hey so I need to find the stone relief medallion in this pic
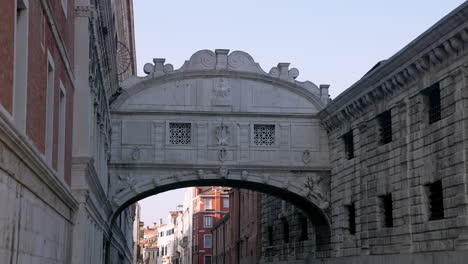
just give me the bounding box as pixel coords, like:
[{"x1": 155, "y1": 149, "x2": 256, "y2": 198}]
[
  {"x1": 215, "y1": 124, "x2": 230, "y2": 146},
  {"x1": 131, "y1": 147, "x2": 141, "y2": 160},
  {"x1": 212, "y1": 79, "x2": 232, "y2": 106},
  {"x1": 218, "y1": 148, "x2": 228, "y2": 162},
  {"x1": 115, "y1": 174, "x2": 137, "y2": 195},
  {"x1": 302, "y1": 149, "x2": 311, "y2": 164}
]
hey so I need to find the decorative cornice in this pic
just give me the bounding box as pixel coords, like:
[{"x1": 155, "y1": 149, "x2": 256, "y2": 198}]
[
  {"x1": 115, "y1": 49, "x2": 331, "y2": 108},
  {"x1": 319, "y1": 3, "x2": 468, "y2": 133}
]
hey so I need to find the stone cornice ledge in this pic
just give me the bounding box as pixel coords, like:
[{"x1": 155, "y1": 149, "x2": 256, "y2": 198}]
[
  {"x1": 319, "y1": 2, "x2": 468, "y2": 133},
  {"x1": 0, "y1": 105, "x2": 78, "y2": 212}
]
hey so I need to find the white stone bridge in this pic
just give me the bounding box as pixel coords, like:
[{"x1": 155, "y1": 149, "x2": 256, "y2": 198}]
[{"x1": 109, "y1": 49, "x2": 332, "y2": 252}]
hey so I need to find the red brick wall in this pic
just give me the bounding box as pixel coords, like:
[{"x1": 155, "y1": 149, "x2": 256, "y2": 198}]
[
  {"x1": 0, "y1": 0, "x2": 15, "y2": 113},
  {"x1": 23, "y1": 0, "x2": 74, "y2": 183}
]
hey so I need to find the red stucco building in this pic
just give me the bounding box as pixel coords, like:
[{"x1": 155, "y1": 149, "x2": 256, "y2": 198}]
[{"x1": 192, "y1": 187, "x2": 231, "y2": 264}]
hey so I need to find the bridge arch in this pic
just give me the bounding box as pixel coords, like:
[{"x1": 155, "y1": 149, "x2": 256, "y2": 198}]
[{"x1": 108, "y1": 49, "x2": 332, "y2": 256}]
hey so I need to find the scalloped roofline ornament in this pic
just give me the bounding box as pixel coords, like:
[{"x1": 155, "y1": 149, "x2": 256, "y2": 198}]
[{"x1": 117, "y1": 49, "x2": 330, "y2": 107}]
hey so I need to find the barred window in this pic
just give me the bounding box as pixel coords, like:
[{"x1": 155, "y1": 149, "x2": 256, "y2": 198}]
[
  {"x1": 347, "y1": 203, "x2": 356, "y2": 235},
  {"x1": 300, "y1": 215, "x2": 309, "y2": 241},
  {"x1": 427, "y1": 181, "x2": 444, "y2": 220},
  {"x1": 377, "y1": 111, "x2": 392, "y2": 145},
  {"x1": 380, "y1": 194, "x2": 393, "y2": 227},
  {"x1": 267, "y1": 226, "x2": 273, "y2": 246},
  {"x1": 169, "y1": 123, "x2": 191, "y2": 144},
  {"x1": 343, "y1": 130, "x2": 354, "y2": 160},
  {"x1": 282, "y1": 219, "x2": 289, "y2": 243},
  {"x1": 424, "y1": 83, "x2": 441, "y2": 124},
  {"x1": 254, "y1": 124, "x2": 275, "y2": 146}
]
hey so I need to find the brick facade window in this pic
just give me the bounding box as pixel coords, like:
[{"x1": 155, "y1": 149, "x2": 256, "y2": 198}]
[
  {"x1": 346, "y1": 203, "x2": 356, "y2": 235},
  {"x1": 169, "y1": 123, "x2": 191, "y2": 144},
  {"x1": 427, "y1": 181, "x2": 444, "y2": 220},
  {"x1": 204, "y1": 216, "x2": 212, "y2": 227},
  {"x1": 343, "y1": 130, "x2": 354, "y2": 159},
  {"x1": 377, "y1": 111, "x2": 392, "y2": 145},
  {"x1": 300, "y1": 216, "x2": 308, "y2": 241},
  {"x1": 282, "y1": 219, "x2": 289, "y2": 243},
  {"x1": 423, "y1": 83, "x2": 441, "y2": 124},
  {"x1": 267, "y1": 226, "x2": 273, "y2": 246},
  {"x1": 380, "y1": 194, "x2": 393, "y2": 227}
]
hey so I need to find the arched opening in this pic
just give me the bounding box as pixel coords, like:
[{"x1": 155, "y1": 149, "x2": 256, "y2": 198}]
[{"x1": 106, "y1": 179, "x2": 331, "y2": 264}]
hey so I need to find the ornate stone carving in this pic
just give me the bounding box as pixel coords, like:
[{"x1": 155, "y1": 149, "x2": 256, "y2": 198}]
[
  {"x1": 304, "y1": 174, "x2": 328, "y2": 208},
  {"x1": 219, "y1": 167, "x2": 229, "y2": 178},
  {"x1": 302, "y1": 149, "x2": 311, "y2": 164},
  {"x1": 197, "y1": 170, "x2": 205, "y2": 180},
  {"x1": 131, "y1": 147, "x2": 140, "y2": 160},
  {"x1": 212, "y1": 79, "x2": 232, "y2": 106},
  {"x1": 218, "y1": 148, "x2": 228, "y2": 162},
  {"x1": 241, "y1": 171, "x2": 248, "y2": 180},
  {"x1": 215, "y1": 124, "x2": 230, "y2": 146},
  {"x1": 115, "y1": 174, "x2": 137, "y2": 195}
]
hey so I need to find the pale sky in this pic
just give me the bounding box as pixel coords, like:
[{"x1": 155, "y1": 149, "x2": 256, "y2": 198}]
[{"x1": 133, "y1": 0, "x2": 465, "y2": 225}]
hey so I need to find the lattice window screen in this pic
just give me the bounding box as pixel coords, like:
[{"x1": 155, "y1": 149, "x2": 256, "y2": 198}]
[
  {"x1": 169, "y1": 123, "x2": 191, "y2": 144},
  {"x1": 253, "y1": 124, "x2": 275, "y2": 146}
]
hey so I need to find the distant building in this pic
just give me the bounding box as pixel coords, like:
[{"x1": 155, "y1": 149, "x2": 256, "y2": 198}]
[
  {"x1": 212, "y1": 189, "x2": 262, "y2": 264},
  {"x1": 192, "y1": 187, "x2": 231, "y2": 264},
  {"x1": 141, "y1": 222, "x2": 159, "y2": 264}
]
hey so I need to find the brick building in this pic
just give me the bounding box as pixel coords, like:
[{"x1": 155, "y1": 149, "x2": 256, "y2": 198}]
[
  {"x1": 192, "y1": 187, "x2": 231, "y2": 264},
  {"x1": 0, "y1": 1, "x2": 77, "y2": 263},
  {"x1": 212, "y1": 188, "x2": 262, "y2": 264},
  {"x1": 0, "y1": 0, "x2": 137, "y2": 263}
]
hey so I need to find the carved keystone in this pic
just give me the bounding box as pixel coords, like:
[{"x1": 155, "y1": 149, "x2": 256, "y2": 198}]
[{"x1": 215, "y1": 49, "x2": 230, "y2": 70}]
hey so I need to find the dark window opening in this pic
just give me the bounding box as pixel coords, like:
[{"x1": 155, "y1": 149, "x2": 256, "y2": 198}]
[
  {"x1": 267, "y1": 226, "x2": 273, "y2": 246},
  {"x1": 380, "y1": 194, "x2": 393, "y2": 227},
  {"x1": 424, "y1": 83, "x2": 441, "y2": 124},
  {"x1": 377, "y1": 111, "x2": 392, "y2": 145},
  {"x1": 282, "y1": 220, "x2": 289, "y2": 243},
  {"x1": 300, "y1": 216, "x2": 308, "y2": 241},
  {"x1": 347, "y1": 203, "x2": 356, "y2": 235},
  {"x1": 427, "y1": 181, "x2": 444, "y2": 220},
  {"x1": 343, "y1": 130, "x2": 354, "y2": 159}
]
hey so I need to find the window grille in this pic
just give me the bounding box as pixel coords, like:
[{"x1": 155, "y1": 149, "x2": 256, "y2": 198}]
[
  {"x1": 169, "y1": 123, "x2": 191, "y2": 144},
  {"x1": 427, "y1": 181, "x2": 444, "y2": 220},
  {"x1": 424, "y1": 83, "x2": 441, "y2": 124},
  {"x1": 343, "y1": 130, "x2": 354, "y2": 160},
  {"x1": 380, "y1": 194, "x2": 393, "y2": 227},
  {"x1": 254, "y1": 124, "x2": 275, "y2": 146},
  {"x1": 377, "y1": 111, "x2": 392, "y2": 145},
  {"x1": 347, "y1": 203, "x2": 356, "y2": 235}
]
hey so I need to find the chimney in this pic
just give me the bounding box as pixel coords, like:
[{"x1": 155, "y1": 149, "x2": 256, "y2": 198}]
[
  {"x1": 153, "y1": 222, "x2": 157, "y2": 227},
  {"x1": 160, "y1": 218, "x2": 163, "y2": 225}
]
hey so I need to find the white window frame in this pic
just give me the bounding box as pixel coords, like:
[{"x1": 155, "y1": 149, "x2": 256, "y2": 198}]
[
  {"x1": 45, "y1": 51, "x2": 55, "y2": 164},
  {"x1": 223, "y1": 198, "x2": 229, "y2": 208},
  {"x1": 205, "y1": 198, "x2": 212, "y2": 210},
  {"x1": 204, "y1": 216, "x2": 212, "y2": 228},
  {"x1": 13, "y1": 0, "x2": 29, "y2": 131},
  {"x1": 204, "y1": 234, "x2": 212, "y2": 248},
  {"x1": 61, "y1": 0, "x2": 67, "y2": 18},
  {"x1": 57, "y1": 81, "x2": 66, "y2": 180}
]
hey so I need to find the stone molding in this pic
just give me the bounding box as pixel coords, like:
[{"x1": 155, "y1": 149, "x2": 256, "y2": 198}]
[
  {"x1": 0, "y1": 100, "x2": 78, "y2": 213},
  {"x1": 320, "y1": 4, "x2": 468, "y2": 132}
]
